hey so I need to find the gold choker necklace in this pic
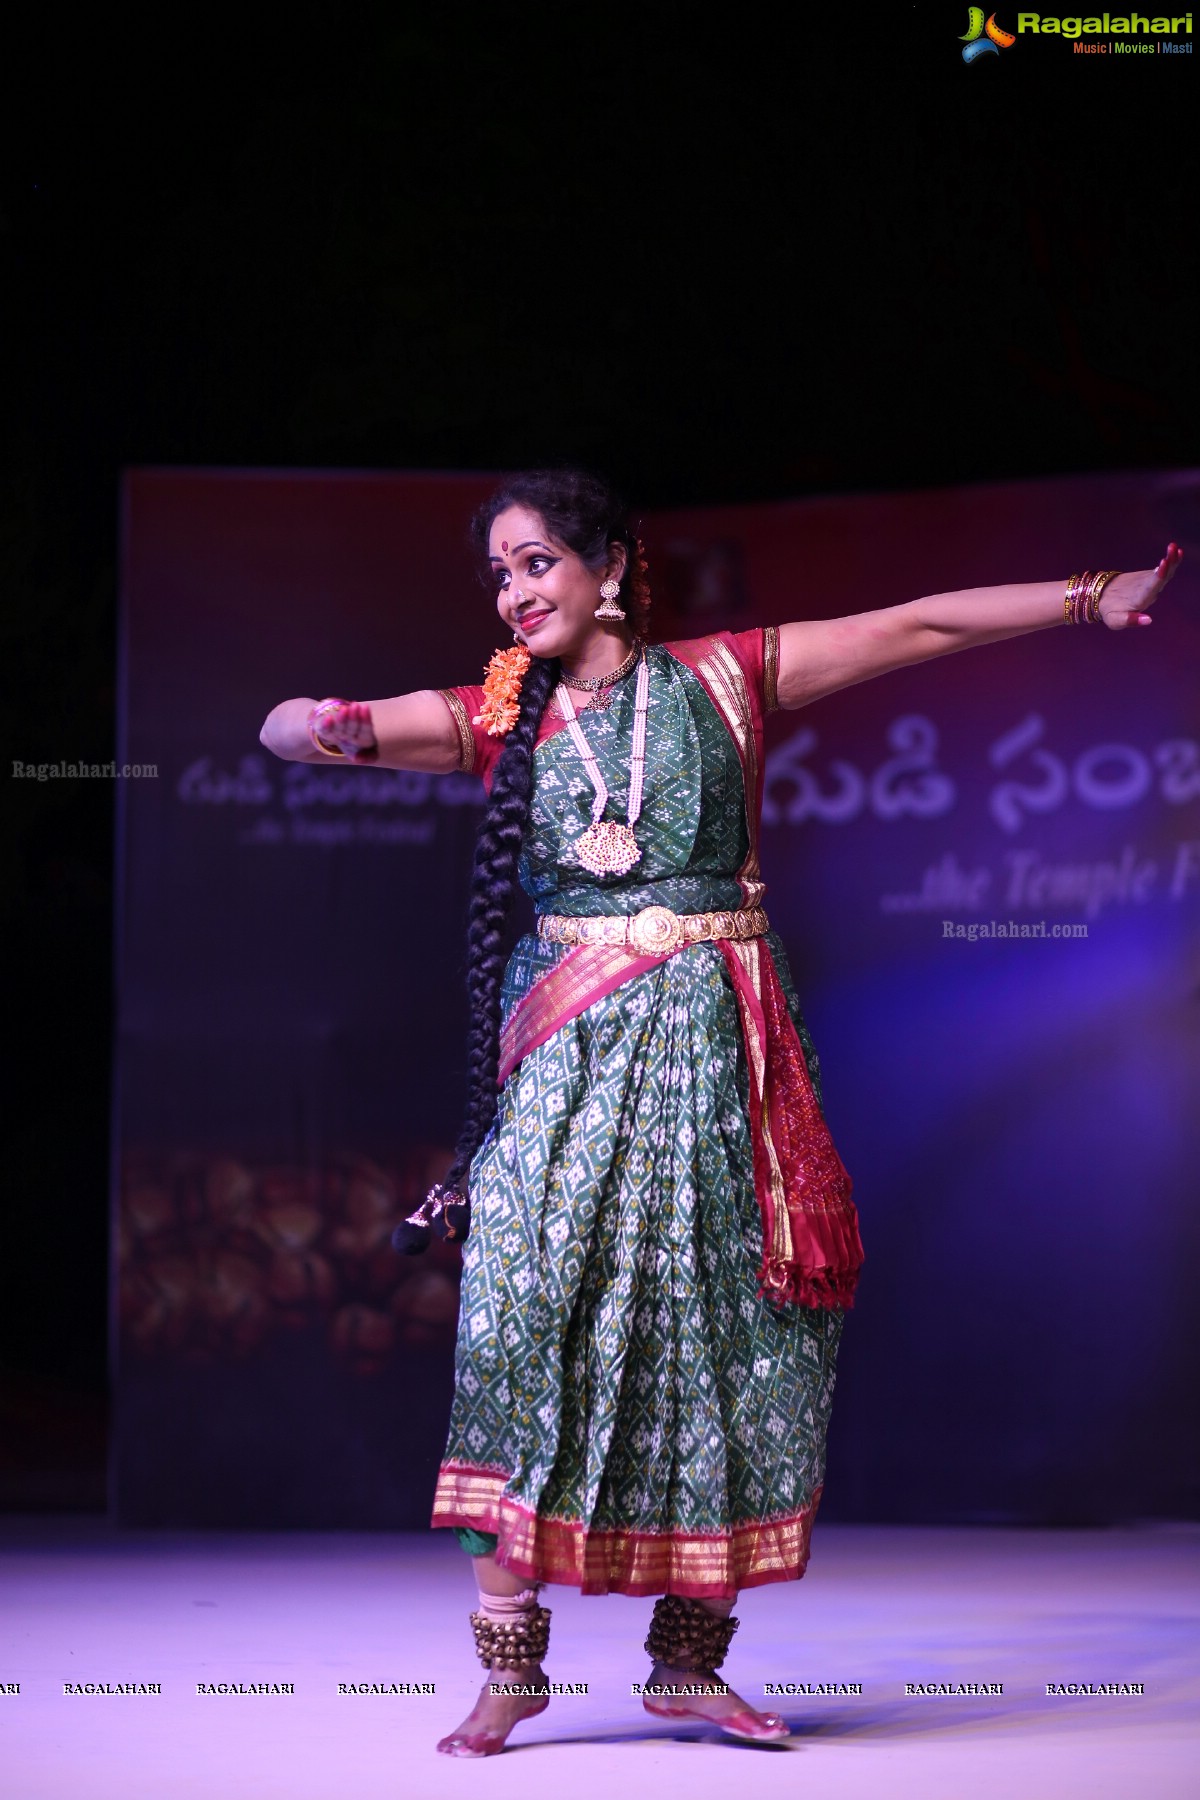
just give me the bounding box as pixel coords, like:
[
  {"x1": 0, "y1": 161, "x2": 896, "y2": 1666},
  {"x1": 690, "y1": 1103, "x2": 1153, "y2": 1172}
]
[
  {"x1": 558, "y1": 643, "x2": 640, "y2": 713},
  {"x1": 560, "y1": 643, "x2": 640, "y2": 690}
]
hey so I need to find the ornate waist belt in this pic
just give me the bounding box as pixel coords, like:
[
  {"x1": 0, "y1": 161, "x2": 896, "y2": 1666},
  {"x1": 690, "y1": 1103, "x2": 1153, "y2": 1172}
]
[{"x1": 536, "y1": 903, "x2": 769, "y2": 957}]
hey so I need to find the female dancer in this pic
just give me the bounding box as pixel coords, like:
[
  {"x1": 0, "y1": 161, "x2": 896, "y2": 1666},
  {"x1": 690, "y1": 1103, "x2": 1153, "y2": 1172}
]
[{"x1": 260, "y1": 469, "x2": 1180, "y2": 1757}]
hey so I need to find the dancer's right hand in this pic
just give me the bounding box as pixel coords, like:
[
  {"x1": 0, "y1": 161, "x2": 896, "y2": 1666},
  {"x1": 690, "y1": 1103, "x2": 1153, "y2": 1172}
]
[{"x1": 309, "y1": 699, "x2": 380, "y2": 762}]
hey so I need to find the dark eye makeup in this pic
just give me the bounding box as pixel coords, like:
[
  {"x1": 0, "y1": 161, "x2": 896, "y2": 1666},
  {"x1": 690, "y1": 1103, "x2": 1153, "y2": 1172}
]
[{"x1": 494, "y1": 555, "x2": 558, "y2": 589}]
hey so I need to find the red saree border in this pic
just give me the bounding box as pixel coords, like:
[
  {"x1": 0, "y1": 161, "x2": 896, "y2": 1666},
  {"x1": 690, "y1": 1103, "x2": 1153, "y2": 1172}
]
[
  {"x1": 662, "y1": 630, "x2": 767, "y2": 910},
  {"x1": 498, "y1": 943, "x2": 669, "y2": 1086},
  {"x1": 432, "y1": 1461, "x2": 823, "y2": 1599},
  {"x1": 718, "y1": 938, "x2": 863, "y2": 1308}
]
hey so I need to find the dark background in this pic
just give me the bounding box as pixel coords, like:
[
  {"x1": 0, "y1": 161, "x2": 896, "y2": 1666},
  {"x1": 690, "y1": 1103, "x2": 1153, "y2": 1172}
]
[{"x1": 2, "y1": 5, "x2": 1195, "y2": 1507}]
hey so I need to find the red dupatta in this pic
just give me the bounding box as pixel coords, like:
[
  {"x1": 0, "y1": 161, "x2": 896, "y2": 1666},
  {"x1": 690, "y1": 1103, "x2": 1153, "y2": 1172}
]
[{"x1": 495, "y1": 631, "x2": 864, "y2": 1311}]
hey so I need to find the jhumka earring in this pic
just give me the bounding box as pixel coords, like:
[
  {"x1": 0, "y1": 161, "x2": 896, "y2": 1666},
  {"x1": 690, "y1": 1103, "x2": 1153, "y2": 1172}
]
[{"x1": 594, "y1": 578, "x2": 626, "y2": 621}]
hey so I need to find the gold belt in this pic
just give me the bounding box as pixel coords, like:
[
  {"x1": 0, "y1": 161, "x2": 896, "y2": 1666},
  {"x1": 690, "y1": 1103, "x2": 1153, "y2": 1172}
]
[{"x1": 536, "y1": 903, "x2": 769, "y2": 957}]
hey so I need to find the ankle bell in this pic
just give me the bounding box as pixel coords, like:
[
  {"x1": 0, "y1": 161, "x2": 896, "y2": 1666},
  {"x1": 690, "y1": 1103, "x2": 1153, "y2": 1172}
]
[
  {"x1": 644, "y1": 1594, "x2": 740, "y2": 1671},
  {"x1": 468, "y1": 1601, "x2": 552, "y2": 1671}
]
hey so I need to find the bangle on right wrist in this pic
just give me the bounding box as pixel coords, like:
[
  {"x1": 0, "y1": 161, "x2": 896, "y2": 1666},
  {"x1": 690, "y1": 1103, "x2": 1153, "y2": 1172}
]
[{"x1": 306, "y1": 698, "x2": 348, "y2": 756}]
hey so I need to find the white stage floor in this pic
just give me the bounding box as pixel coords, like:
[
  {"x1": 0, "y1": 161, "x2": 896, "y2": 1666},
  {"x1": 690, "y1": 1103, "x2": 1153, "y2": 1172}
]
[{"x1": 1, "y1": 1517, "x2": 1196, "y2": 1799}]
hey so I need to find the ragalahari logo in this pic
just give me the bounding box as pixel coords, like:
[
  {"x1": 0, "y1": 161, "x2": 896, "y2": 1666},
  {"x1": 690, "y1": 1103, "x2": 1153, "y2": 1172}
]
[{"x1": 960, "y1": 8, "x2": 1017, "y2": 59}]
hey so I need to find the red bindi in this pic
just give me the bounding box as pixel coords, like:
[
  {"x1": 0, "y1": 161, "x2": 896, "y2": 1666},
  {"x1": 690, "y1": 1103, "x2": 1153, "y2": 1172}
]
[{"x1": 501, "y1": 540, "x2": 508, "y2": 553}]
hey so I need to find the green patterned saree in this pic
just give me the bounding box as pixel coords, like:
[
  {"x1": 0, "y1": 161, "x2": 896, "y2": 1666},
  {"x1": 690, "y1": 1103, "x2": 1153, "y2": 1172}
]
[{"x1": 432, "y1": 631, "x2": 861, "y2": 1599}]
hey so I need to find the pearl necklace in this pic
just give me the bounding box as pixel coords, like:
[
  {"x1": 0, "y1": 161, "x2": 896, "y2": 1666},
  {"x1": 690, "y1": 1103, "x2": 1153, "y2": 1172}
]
[{"x1": 556, "y1": 652, "x2": 650, "y2": 877}]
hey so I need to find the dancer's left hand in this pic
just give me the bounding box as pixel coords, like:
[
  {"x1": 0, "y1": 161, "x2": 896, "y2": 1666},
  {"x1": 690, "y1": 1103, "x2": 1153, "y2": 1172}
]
[{"x1": 1100, "y1": 542, "x2": 1184, "y2": 629}]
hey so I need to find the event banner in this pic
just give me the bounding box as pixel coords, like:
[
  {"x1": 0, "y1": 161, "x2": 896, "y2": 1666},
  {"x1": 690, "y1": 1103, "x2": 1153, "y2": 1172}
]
[{"x1": 114, "y1": 467, "x2": 1199, "y2": 1527}]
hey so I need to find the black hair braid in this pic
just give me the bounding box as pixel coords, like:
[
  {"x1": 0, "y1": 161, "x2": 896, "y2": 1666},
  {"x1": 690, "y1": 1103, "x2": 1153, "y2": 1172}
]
[
  {"x1": 446, "y1": 652, "x2": 558, "y2": 1192},
  {"x1": 392, "y1": 653, "x2": 556, "y2": 1255},
  {"x1": 394, "y1": 465, "x2": 649, "y2": 1255}
]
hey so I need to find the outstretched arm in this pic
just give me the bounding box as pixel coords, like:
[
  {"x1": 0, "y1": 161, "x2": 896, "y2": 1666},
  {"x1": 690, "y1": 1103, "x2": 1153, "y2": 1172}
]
[
  {"x1": 259, "y1": 689, "x2": 462, "y2": 772},
  {"x1": 775, "y1": 543, "x2": 1183, "y2": 711}
]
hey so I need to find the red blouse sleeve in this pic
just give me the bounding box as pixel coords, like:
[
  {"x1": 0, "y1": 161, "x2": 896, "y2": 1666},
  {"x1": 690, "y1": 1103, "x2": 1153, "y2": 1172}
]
[
  {"x1": 437, "y1": 687, "x2": 505, "y2": 787},
  {"x1": 662, "y1": 626, "x2": 781, "y2": 718},
  {"x1": 725, "y1": 625, "x2": 781, "y2": 714},
  {"x1": 438, "y1": 680, "x2": 574, "y2": 791}
]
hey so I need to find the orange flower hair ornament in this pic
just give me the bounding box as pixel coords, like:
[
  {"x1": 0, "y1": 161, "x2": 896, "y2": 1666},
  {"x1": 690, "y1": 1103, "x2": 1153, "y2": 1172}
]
[{"x1": 473, "y1": 644, "x2": 532, "y2": 737}]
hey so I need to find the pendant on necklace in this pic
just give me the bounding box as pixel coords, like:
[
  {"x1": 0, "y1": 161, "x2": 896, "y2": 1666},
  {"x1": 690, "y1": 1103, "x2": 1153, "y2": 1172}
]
[
  {"x1": 557, "y1": 687, "x2": 612, "y2": 717},
  {"x1": 574, "y1": 820, "x2": 642, "y2": 877}
]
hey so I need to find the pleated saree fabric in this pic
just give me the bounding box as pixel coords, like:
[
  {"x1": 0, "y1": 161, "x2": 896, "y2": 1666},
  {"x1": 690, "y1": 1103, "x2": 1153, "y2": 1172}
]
[{"x1": 431, "y1": 631, "x2": 859, "y2": 1598}]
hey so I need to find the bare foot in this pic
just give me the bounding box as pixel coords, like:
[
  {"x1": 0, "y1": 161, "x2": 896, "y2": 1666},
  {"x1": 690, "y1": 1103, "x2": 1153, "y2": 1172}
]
[
  {"x1": 436, "y1": 1662, "x2": 551, "y2": 1757},
  {"x1": 642, "y1": 1659, "x2": 789, "y2": 1742}
]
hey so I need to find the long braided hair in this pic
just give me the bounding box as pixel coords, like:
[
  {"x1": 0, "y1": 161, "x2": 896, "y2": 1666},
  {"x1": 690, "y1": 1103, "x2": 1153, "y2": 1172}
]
[{"x1": 392, "y1": 469, "x2": 648, "y2": 1253}]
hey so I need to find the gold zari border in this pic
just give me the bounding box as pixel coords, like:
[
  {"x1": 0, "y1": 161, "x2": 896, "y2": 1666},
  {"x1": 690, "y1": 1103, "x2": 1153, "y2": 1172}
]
[
  {"x1": 727, "y1": 938, "x2": 794, "y2": 1271},
  {"x1": 437, "y1": 689, "x2": 476, "y2": 774},
  {"x1": 432, "y1": 1463, "x2": 822, "y2": 1598},
  {"x1": 763, "y1": 624, "x2": 780, "y2": 712}
]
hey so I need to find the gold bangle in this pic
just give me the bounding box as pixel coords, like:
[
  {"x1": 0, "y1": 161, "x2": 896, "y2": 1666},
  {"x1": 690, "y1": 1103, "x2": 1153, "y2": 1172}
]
[
  {"x1": 306, "y1": 698, "x2": 348, "y2": 756},
  {"x1": 1064, "y1": 570, "x2": 1119, "y2": 625},
  {"x1": 307, "y1": 730, "x2": 345, "y2": 756},
  {"x1": 1064, "y1": 575, "x2": 1084, "y2": 625},
  {"x1": 1087, "y1": 570, "x2": 1119, "y2": 624}
]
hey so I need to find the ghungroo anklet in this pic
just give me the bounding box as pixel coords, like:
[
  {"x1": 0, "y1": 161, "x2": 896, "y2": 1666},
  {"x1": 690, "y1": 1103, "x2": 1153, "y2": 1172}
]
[
  {"x1": 468, "y1": 1603, "x2": 552, "y2": 1670},
  {"x1": 644, "y1": 1594, "x2": 740, "y2": 1671}
]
